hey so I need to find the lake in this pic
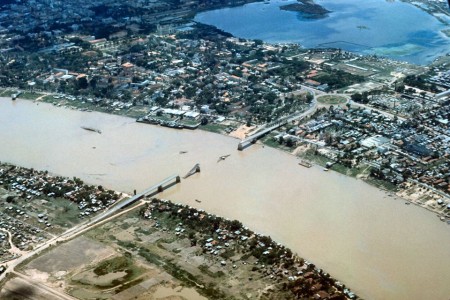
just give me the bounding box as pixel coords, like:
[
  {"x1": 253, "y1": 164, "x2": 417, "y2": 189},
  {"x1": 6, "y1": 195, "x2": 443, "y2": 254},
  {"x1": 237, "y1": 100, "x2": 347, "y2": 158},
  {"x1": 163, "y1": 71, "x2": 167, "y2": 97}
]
[
  {"x1": 1, "y1": 98, "x2": 450, "y2": 299},
  {"x1": 195, "y1": 0, "x2": 450, "y2": 65}
]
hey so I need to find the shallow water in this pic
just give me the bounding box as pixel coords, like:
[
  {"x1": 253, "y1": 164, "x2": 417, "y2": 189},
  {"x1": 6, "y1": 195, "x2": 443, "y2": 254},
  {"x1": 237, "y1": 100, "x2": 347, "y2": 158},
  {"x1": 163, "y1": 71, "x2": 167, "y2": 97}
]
[{"x1": 195, "y1": 0, "x2": 450, "y2": 64}]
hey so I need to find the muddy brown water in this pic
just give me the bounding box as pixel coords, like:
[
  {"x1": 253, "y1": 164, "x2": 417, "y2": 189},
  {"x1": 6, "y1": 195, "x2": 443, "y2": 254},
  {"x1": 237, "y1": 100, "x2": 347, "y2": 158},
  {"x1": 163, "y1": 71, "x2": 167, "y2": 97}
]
[{"x1": 1, "y1": 98, "x2": 449, "y2": 299}]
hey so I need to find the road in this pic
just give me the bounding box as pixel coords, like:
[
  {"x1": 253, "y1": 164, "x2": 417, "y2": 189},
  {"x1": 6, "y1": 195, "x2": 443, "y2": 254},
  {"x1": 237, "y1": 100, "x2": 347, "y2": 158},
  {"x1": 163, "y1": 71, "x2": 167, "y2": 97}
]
[{"x1": 0, "y1": 174, "x2": 180, "y2": 299}]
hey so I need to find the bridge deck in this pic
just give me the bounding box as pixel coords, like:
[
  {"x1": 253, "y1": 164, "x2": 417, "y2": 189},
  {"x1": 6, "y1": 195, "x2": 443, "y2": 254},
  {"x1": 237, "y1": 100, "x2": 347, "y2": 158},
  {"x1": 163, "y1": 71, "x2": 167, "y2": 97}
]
[{"x1": 92, "y1": 174, "x2": 180, "y2": 223}]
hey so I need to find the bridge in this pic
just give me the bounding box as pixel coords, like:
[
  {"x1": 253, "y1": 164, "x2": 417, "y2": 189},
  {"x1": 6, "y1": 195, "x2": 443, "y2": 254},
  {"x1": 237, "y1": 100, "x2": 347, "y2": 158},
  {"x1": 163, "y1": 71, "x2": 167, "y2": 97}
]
[
  {"x1": 238, "y1": 121, "x2": 288, "y2": 150},
  {"x1": 91, "y1": 174, "x2": 180, "y2": 223},
  {"x1": 238, "y1": 97, "x2": 318, "y2": 150},
  {"x1": 183, "y1": 163, "x2": 200, "y2": 179}
]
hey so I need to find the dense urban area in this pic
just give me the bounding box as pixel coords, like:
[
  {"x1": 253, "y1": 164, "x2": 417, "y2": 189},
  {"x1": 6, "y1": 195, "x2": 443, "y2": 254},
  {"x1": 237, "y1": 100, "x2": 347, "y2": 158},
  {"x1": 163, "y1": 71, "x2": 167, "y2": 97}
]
[{"x1": 0, "y1": 0, "x2": 449, "y2": 299}]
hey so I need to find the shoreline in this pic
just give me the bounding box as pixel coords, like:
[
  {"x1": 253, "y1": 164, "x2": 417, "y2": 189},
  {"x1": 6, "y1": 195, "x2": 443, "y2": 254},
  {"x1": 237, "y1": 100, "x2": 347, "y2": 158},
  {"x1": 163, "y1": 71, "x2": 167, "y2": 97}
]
[
  {"x1": 1, "y1": 94, "x2": 448, "y2": 220},
  {"x1": 2, "y1": 96, "x2": 450, "y2": 299},
  {"x1": 193, "y1": 0, "x2": 450, "y2": 65},
  {"x1": 0, "y1": 161, "x2": 357, "y2": 299}
]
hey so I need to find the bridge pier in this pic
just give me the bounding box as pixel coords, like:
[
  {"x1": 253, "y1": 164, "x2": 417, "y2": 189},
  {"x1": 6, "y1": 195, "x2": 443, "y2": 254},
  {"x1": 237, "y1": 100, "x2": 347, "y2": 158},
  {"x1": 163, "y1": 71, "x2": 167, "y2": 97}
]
[{"x1": 176, "y1": 176, "x2": 181, "y2": 183}]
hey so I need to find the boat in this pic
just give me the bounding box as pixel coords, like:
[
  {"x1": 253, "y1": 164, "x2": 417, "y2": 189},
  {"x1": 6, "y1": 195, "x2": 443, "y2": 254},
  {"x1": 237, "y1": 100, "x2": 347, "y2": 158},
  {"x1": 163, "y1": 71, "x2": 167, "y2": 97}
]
[
  {"x1": 183, "y1": 123, "x2": 200, "y2": 130},
  {"x1": 298, "y1": 160, "x2": 312, "y2": 168},
  {"x1": 217, "y1": 154, "x2": 231, "y2": 162},
  {"x1": 195, "y1": 199, "x2": 202, "y2": 203},
  {"x1": 136, "y1": 116, "x2": 159, "y2": 125},
  {"x1": 81, "y1": 126, "x2": 101, "y2": 134},
  {"x1": 161, "y1": 121, "x2": 184, "y2": 129},
  {"x1": 323, "y1": 168, "x2": 329, "y2": 171}
]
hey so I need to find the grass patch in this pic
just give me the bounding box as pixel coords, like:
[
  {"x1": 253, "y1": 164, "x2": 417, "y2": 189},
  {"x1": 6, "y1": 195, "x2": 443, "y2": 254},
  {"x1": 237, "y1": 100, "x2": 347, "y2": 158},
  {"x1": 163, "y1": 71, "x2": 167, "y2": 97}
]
[
  {"x1": 0, "y1": 89, "x2": 13, "y2": 97},
  {"x1": 366, "y1": 177, "x2": 398, "y2": 192},
  {"x1": 117, "y1": 240, "x2": 137, "y2": 250},
  {"x1": 93, "y1": 256, "x2": 130, "y2": 276},
  {"x1": 201, "y1": 123, "x2": 226, "y2": 134},
  {"x1": 138, "y1": 247, "x2": 164, "y2": 267},
  {"x1": 298, "y1": 149, "x2": 329, "y2": 167},
  {"x1": 198, "y1": 265, "x2": 225, "y2": 278},
  {"x1": 138, "y1": 247, "x2": 200, "y2": 287},
  {"x1": 20, "y1": 92, "x2": 44, "y2": 100},
  {"x1": 48, "y1": 198, "x2": 80, "y2": 228},
  {"x1": 115, "y1": 277, "x2": 144, "y2": 293},
  {"x1": 317, "y1": 95, "x2": 347, "y2": 105}
]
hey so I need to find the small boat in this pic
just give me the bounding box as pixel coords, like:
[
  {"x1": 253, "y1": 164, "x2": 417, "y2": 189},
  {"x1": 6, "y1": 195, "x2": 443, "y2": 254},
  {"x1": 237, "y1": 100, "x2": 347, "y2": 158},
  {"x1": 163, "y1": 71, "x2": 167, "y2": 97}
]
[
  {"x1": 195, "y1": 199, "x2": 202, "y2": 203},
  {"x1": 298, "y1": 160, "x2": 312, "y2": 168},
  {"x1": 405, "y1": 202, "x2": 410, "y2": 205},
  {"x1": 179, "y1": 151, "x2": 188, "y2": 154},
  {"x1": 323, "y1": 168, "x2": 329, "y2": 171},
  {"x1": 217, "y1": 154, "x2": 231, "y2": 162},
  {"x1": 81, "y1": 126, "x2": 101, "y2": 134}
]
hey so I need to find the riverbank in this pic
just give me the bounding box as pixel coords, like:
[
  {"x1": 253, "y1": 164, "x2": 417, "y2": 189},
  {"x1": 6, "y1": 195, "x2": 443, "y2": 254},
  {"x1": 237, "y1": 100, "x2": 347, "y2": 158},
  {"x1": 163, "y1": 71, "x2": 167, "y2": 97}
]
[
  {"x1": 1, "y1": 97, "x2": 450, "y2": 300},
  {"x1": 0, "y1": 161, "x2": 356, "y2": 299},
  {"x1": 3, "y1": 92, "x2": 449, "y2": 220}
]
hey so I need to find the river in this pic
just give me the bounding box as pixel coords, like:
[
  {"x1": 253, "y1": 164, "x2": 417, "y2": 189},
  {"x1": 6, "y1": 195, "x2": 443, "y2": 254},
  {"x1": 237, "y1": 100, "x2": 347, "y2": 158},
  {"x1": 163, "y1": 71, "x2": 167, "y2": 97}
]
[
  {"x1": 1, "y1": 98, "x2": 449, "y2": 299},
  {"x1": 195, "y1": 0, "x2": 450, "y2": 65}
]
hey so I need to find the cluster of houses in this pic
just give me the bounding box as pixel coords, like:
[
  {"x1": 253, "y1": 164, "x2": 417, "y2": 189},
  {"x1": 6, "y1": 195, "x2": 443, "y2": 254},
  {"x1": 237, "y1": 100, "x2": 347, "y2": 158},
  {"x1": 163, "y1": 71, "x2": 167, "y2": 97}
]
[
  {"x1": 0, "y1": 162, "x2": 123, "y2": 262},
  {"x1": 0, "y1": 163, "x2": 119, "y2": 218},
  {"x1": 31, "y1": 34, "x2": 316, "y2": 123},
  {"x1": 277, "y1": 104, "x2": 450, "y2": 199},
  {"x1": 0, "y1": 209, "x2": 48, "y2": 255},
  {"x1": 142, "y1": 198, "x2": 357, "y2": 300}
]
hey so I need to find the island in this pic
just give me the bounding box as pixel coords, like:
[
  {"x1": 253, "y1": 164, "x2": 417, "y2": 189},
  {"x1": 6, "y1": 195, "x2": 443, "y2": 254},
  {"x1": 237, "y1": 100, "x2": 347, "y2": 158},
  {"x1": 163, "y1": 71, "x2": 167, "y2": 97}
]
[{"x1": 280, "y1": 0, "x2": 331, "y2": 16}]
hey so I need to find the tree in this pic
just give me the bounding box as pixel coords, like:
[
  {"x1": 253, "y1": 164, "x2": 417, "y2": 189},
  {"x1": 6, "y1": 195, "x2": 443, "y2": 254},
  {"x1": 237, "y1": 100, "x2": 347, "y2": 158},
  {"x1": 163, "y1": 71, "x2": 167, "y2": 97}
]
[
  {"x1": 395, "y1": 84, "x2": 405, "y2": 93},
  {"x1": 286, "y1": 138, "x2": 295, "y2": 148},
  {"x1": 351, "y1": 93, "x2": 362, "y2": 102},
  {"x1": 254, "y1": 39, "x2": 263, "y2": 46},
  {"x1": 76, "y1": 76, "x2": 88, "y2": 89}
]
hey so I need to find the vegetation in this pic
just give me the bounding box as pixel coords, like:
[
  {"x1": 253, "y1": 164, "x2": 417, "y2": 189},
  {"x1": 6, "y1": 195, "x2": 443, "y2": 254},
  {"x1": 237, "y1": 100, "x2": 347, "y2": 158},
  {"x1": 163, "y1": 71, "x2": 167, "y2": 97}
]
[
  {"x1": 315, "y1": 68, "x2": 364, "y2": 90},
  {"x1": 137, "y1": 198, "x2": 356, "y2": 299},
  {"x1": 317, "y1": 95, "x2": 347, "y2": 105}
]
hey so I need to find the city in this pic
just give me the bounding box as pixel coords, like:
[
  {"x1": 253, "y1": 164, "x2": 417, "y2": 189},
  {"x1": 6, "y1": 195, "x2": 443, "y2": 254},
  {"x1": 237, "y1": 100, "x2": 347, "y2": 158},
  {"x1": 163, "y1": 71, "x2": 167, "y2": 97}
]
[{"x1": 0, "y1": 0, "x2": 449, "y2": 299}]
